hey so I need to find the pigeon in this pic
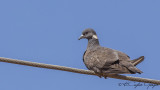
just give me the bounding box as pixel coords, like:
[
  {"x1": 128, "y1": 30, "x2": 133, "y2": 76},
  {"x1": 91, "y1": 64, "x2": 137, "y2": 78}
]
[{"x1": 78, "y1": 28, "x2": 144, "y2": 78}]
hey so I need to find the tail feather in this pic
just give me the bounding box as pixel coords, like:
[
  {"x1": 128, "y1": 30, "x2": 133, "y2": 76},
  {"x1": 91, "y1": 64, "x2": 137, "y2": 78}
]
[
  {"x1": 131, "y1": 56, "x2": 144, "y2": 66},
  {"x1": 128, "y1": 67, "x2": 143, "y2": 74}
]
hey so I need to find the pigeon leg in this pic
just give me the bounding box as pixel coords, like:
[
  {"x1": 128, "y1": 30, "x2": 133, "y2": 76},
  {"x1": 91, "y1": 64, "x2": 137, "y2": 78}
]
[
  {"x1": 93, "y1": 67, "x2": 103, "y2": 78},
  {"x1": 95, "y1": 73, "x2": 102, "y2": 78},
  {"x1": 102, "y1": 73, "x2": 108, "y2": 79},
  {"x1": 101, "y1": 70, "x2": 109, "y2": 79},
  {"x1": 95, "y1": 73, "x2": 104, "y2": 78},
  {"x1": 103, "y1": 75, "x2": 108, "y2": 79}
]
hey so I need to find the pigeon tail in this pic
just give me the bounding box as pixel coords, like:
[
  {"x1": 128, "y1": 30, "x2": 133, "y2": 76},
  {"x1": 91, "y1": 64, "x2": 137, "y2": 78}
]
[
  {"x1": 131, "y1": 56, "x2": 144, "y2": 66},
  {"x1": 128, "y1": 67, "x2": 143, "y2": 74}
]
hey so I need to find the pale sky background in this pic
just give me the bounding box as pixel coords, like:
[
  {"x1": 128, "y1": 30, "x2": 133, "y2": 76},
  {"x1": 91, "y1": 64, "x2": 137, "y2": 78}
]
[{"x1": 0, "y1": 0, "x2": 160, "y2": 90}]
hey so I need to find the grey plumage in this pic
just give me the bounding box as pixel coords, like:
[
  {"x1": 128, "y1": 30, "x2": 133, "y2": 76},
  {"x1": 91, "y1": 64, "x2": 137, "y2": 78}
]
[
  {"x1": 79, "y1": 28, "x2": 144, "y2": 77},
  {"x1": 131, "y1": 56, "x2": 144, "y2": 66}
]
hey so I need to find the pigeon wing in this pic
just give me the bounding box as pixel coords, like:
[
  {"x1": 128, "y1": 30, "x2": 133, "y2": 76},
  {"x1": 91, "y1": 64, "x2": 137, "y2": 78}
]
[
  {"x1": 83, "y1": 47, "x2": 119, "y2": 71},
  {"x1": 100, "y1": 48, "x2": 143, "y2": 74},
  {"x1": 116, "y1": 51, "x2": 143, "y2": 74}
]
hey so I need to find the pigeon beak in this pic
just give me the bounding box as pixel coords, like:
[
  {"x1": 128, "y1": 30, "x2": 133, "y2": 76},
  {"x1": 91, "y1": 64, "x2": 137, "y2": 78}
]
[{"x1": 78, "y1": 35, "x2": 85, "y2": 40}]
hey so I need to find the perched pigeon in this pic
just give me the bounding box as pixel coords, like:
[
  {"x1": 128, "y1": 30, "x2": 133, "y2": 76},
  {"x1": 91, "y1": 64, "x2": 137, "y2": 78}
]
[{"x1": 79, "y1": 28, "x2": 144, "y2": 77}]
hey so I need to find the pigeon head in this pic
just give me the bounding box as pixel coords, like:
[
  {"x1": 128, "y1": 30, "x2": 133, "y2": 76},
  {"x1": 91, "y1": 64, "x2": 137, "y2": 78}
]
[{"x1": 78, "y1": 28, "x2": 98, "y2": 40}]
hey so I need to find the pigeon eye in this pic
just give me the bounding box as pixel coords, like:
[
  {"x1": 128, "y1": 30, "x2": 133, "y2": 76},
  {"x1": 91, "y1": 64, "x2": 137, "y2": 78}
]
[
  {"x1": 83, "y1": 32, "x2": 88, "y2": 35},
  {"x1": 85, "y1": 32, "x2": 88, "y2": 35}
]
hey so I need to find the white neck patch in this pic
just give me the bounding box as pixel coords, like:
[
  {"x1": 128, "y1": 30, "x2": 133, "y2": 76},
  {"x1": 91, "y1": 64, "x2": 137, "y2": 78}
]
[{"x1": 92, "y1": 35, "x2": 98, "y2": 39}]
